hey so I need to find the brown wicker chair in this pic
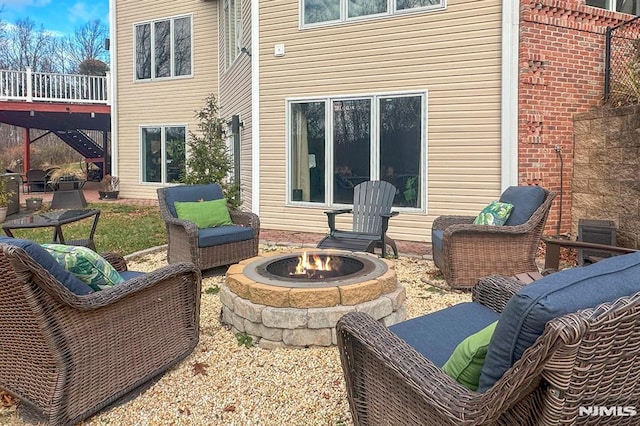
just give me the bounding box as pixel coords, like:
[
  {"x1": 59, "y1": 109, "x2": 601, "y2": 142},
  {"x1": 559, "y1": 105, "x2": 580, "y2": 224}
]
[
  {"x1": 337, "y1": 273, "x2": 640, "y2": 425},
  {"x1": 0, "y1": 240, "x2": 201, "y2": 425},
  {"x1": 432, "y1": 186, "x2": 556, "y2": 289},
  {"x1": 157, "y1": 184, "x2": 260, "y2": 270}
]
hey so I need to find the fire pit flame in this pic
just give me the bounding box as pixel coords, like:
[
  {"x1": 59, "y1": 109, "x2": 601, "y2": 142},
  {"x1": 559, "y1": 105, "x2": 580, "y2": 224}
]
[{"x1": 291, "y1": 252, "x2": 338, "y2": 279}]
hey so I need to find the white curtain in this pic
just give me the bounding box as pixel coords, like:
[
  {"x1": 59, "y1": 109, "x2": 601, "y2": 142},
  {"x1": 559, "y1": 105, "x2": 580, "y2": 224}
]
[{"x1": 293, "y1": 108, "x2": 310, "y2": 201}]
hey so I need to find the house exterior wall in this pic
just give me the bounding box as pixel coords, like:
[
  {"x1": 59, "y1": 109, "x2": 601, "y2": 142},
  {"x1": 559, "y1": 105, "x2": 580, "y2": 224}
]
[
  {"x1": 257, "y1": 0, "x2": 505, "y2": 242},
  {"x1": 219, "y1": 0, "x2": 254, "y2": 210},
  {"x1": 518, "y1": 0, "x2": 635, "y2": 235},
  {"x1": 113, "y1": 0, "x2": 218, "y2": 199}
]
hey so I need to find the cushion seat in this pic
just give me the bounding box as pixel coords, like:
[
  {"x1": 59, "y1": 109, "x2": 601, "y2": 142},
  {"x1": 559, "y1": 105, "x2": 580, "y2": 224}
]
[
  {"x1": 389, "y1": 302, "x2": 500, "y2": 367},
  {"x1": 198, "y1": 225, "x2": 255, "y2": 247}
]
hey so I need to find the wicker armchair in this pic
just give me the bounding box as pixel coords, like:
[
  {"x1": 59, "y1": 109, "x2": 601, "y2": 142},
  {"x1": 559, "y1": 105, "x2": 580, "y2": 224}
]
[
  {"x1": 337, "y1": 273, "x2": 640, "y2": 425},
  {"x1": 432, "y1": 186, "x2": 556, "y2": 289},
  {"x1": 0, "y1": 240, "x2": 201, "y2": 425},
  {"x1": 157, "y1": 184, "x2": 260, "y2": 270}
]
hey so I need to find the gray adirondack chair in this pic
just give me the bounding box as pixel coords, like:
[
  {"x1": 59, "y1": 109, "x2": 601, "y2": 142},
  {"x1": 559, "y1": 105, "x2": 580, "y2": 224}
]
[{"x1": 317, "y1": 180, "x2": 399, "y2": 257}]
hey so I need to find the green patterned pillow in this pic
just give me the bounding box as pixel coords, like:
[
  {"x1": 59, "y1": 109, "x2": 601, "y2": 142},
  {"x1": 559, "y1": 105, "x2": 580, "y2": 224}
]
[
  {"x1": 42, "y1": 244, "x2": 126, "y2": 291},
  {"x1": 473, "y1": 201, "x2": 514, "y2": 226}
]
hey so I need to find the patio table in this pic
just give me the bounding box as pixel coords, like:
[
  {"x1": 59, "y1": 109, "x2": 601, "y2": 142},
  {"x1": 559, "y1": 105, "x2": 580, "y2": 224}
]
[{"x1": 2, "y1": 208, "x2": 101, "y2": 250}]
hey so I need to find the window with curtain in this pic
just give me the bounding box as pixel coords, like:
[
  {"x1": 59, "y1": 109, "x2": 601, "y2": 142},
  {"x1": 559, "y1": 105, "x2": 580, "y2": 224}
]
[
  {"x1": 135, "y1": 15, "x2": 193, "y2": 80},
  {"x1": 302, "y1": 0, "x2": 444, "y2": 26},
  {"x1": 141, "y1": 126, "x2": 186, "y2": 184},
  {"x1": 288, "y1": 93, "x2": 425, "y2": 209},
  {"x1": 586, "y1": 0, "x2": 640, "y2": 14},
  {"x1": 225, "y1": 0, "x2": 243, "y2": 68}
]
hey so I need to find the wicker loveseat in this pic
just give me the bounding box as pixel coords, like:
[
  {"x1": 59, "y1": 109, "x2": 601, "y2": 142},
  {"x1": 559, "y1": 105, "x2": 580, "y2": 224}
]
[
  {"x1": 337, "y1": 252, "x2": 640, "y2": 425},
  {"x1": 431, "y1": 185, "x2": 556, "y2": 289},
  {"x1": 0, "y1": 236, "x2": 201, "y2": 425},
  {"x1": 157, "y1": 184, "x2": 260, "y2": 270}
]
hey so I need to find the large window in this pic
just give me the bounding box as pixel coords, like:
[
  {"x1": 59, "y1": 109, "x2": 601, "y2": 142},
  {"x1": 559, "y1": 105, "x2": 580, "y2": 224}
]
[
  {"x1": 586, "y1": 0, "x2": 640, "y2": 14},
  {"x1": 302, "y1": 0, "x2": 444, "y2": 26},
  {"x1": 141, "y1": 126, "x2": 186, "y2": 184},
  {"x1": 135, "y1": 15, "x2": 192, "y2": 80},
  {"x1": 289, "y1": 93, "x2": 424, "y2": 209},
  {"x1": 224, "y1": 0, "x2": 243, "y2": 68}
]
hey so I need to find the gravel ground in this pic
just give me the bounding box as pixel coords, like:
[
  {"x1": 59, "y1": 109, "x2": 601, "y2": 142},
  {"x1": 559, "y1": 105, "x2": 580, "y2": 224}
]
[{"x1": 1, "y1": 245, "x2": 471, "y2": 426}]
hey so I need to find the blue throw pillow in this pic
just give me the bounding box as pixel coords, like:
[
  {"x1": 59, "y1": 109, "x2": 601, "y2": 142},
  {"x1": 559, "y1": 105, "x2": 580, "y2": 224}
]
[
  {"x1": 499, "y1": 186, "x2": 546, "y2": 226},
  {"x1": 478, "y1": 252, "x2": 640, "y2": 392},
  {"x1": 0, "y1": 236, "x2": 93, "y2": 295}
]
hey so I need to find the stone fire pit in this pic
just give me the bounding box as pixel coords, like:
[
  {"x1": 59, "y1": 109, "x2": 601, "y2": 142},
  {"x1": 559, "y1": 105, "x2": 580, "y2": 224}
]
[{"x1": 220, "y1": 249, "x2": 406, "y2": 348}]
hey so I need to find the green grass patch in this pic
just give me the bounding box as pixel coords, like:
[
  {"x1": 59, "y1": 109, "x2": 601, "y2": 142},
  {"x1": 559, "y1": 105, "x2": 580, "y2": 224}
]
[{"x1": 8, "y1": 203, "x2": 167, "y2": 255}]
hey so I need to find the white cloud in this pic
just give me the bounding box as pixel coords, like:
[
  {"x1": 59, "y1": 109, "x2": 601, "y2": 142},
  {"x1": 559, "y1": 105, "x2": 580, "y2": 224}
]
[{"x1": 68, "y1": 2, "x2": 97, "y2": 23}]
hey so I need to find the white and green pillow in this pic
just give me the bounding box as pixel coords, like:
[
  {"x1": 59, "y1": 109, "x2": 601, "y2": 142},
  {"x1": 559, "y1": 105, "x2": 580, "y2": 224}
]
[
  {"x1": 473, "y1": 201, "x2": 514, "y2": 226},
  {"x1": 42, "y1": 244, "x2": 125, "y2": 291}
]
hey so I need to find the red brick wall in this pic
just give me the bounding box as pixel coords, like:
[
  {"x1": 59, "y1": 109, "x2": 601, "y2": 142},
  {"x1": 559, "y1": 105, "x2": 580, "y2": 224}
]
[{"x1": 518, "y1": 0, "x2": 630, "y2": 235}]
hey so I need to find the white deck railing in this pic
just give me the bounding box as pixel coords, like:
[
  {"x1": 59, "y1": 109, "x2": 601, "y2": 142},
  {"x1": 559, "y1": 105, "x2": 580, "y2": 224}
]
[{"x1": 0, "y1": 67, "x2": 110, "y2": 105}]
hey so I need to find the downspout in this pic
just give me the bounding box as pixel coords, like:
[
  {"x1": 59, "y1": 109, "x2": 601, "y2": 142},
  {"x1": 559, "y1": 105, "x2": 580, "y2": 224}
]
[
  {"x1": 554, "y1": 145, "x2": 563, "y2": 237},
  {"x1": 251, "y1": 0, "x2": 260, "y2": 215},
  {"x1": 108, "y1": 0, "x2": 118, "y2": 177},
  {"x1": 500, "y1": 0, "x2": 519, "y2": 190}
]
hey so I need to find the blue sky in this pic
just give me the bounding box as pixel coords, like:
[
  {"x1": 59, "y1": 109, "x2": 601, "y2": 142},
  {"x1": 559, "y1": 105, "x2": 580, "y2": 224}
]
[{"x1": 1, "y1": 0, "x2": 108, "y2": 37}]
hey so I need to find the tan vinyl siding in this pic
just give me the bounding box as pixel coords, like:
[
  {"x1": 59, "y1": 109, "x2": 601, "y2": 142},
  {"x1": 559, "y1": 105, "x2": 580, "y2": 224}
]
[
  {"x1": 219, "y1": 0, "x2": 253, "y2": 211},
  {"x1": 114, "y1": 0, "x2": 218, "y2": 199},
  {"x1": 258, "y1": 0, "x2": 503, "y2": 242}
]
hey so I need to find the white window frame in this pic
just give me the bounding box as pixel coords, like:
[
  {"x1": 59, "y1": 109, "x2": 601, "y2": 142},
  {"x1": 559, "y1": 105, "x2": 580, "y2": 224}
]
[
  {"x1": 133, "y1": 14, "x2": 193, "y2": 81},
  {"x1": 140, "y1": 124, "x2": 187, "y2": 184},
  {"x1": 285, "y1": 91, "x2": 428, "y2": 212},
  {"x1": 300, "y1": 0, "x2": 446, "y2": 28},
  {"x1": 224, "y1": 0, "x2": 243, "y2": 68}
]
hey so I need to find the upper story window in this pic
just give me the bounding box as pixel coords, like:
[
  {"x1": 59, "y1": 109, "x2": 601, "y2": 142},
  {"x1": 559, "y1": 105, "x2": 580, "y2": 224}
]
[
  {"x1": 135, "y1": 15, "x2": 192, "y2": 81},
  {"x1": 302, "y1": 0, "x2": 444, "y2": 27},
  {"x1": 224, "y1": 0, "x2": 243, "y2": 68},
  {"x1": 586, "y1": 0, "x2": 640, "y2": 14}
]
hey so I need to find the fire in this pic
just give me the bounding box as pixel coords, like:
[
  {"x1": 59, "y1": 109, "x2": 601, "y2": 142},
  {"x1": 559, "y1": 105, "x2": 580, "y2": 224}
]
[{"x1": 293, "y1": 252, "x2": 334, "y2": 276}]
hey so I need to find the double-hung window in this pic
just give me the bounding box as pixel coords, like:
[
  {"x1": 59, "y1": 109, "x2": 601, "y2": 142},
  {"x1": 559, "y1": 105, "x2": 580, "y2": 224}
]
[
  {"x1": 586, "y1": 0, "x2": 640, "y2": 14},
  {"x1": 288, "y1": 93, "x2": 425, "y2": 209},
  {"x1": 302, "y1": 0, "x2": 444, "y2": 26},
  {"x1": 141, "y1": 126, "x2": 186, "y2": 184},
  {"x1": 224, "y1": 0, "x2": 243, "y2": 68},
  {"x1": 135, "y1": 15, "x2": 192, "y2": 80}
]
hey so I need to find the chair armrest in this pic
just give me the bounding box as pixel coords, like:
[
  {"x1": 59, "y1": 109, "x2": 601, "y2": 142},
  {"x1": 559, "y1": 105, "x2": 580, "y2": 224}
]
[
  {"x1": 337, "y1": 312, "x2": 490, "y2": 424},
  {"x1": 472, "y1": 275, "x2": 526, "y2": 313},
  {"x1": 100, "y1": 252, "x2": 128, "y2": 272},
  {"x1": 325, "y1": 209, "x2": 353, "y2": 233},
  {"x1": 229, "y1": 210, "x2": 260, "y2": 232},
  {"x1": 432, "y1": 215, "x2": 475, "y2": 231}
]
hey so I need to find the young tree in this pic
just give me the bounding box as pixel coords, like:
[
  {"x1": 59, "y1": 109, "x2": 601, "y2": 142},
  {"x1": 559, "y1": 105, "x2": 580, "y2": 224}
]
[{"x1": 184, "y1": 94, "x2": 240, "y2": 207}]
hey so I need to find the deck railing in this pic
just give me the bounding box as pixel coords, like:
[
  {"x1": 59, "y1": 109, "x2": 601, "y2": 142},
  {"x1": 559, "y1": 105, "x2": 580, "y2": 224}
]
[{"x1": 0, "y1": 67, "x2": 110, "y2": 105}]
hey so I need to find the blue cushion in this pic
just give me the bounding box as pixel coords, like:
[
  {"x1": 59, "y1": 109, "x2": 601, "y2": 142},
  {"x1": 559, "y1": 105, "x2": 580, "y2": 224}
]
[
  {"x1": 431, "y1": 229, "x2": 444, "y2": 251},
  {"x1": 198, "y1": 225, "x2": 255, "y2": 248},
  {"x1": 119, "y1": 270, "x2": 146, "y2": 281},
  {"x1": 0, "y1": 236, "x2": 93, "y2": 295},
  {"x1": 499, "y1": 185, "x2": 546, "y2": 226},
  {"x1": 164, "y1": 184, "x2": 224, "y2": 218},
  {"x1": 478, "y1": 252, "x2": 640, "y2": 392},
  {"x1": 389, "y1": 302, "x2": 500, "y2": 367}
]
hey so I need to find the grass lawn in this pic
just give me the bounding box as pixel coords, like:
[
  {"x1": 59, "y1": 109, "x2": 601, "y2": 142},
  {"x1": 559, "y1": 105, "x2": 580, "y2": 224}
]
[{"x1": 7, "y1": 203, "x2": 167, "y2": 255}]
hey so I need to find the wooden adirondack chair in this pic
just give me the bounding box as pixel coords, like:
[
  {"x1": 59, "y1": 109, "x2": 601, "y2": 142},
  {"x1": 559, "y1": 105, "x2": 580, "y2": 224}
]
[{"x1": 317, "y1": 180, "x2": 399, "y2": 257}]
